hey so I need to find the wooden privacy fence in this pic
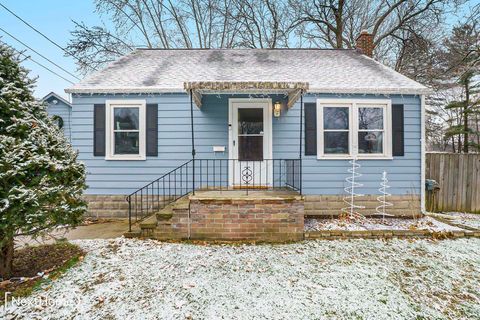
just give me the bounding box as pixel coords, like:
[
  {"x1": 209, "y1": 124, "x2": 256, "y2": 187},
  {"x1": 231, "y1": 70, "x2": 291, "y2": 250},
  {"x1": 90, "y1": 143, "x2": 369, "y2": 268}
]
[{"x1": 426, "y1": 153, "x2": 480, "y2": 213}]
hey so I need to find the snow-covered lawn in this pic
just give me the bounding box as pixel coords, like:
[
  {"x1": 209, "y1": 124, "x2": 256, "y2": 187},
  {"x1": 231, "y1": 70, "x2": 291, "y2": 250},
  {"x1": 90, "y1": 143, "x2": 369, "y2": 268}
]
[
  {"x1": 3, "y1": 238, "x2": 480, "y2": 319},
  {"x1": 304, "y1": 216, "x2": 467, "y2": 232},
  {"x1": 443, "y1": 212, "x2": 480, "y2": 230}
]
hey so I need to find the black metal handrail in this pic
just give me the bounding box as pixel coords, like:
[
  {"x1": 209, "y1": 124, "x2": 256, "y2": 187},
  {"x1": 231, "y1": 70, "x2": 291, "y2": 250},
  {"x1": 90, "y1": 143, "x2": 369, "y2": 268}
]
[
  {"x1": 126, "y1": 160, "x2": 194, "y2": 231},
  {"x1": 126, "y1": 158, "x2": 301, "y2": 231},
  {"x1": 193, "y1": 159, "x2": 301, "y2": 191}
]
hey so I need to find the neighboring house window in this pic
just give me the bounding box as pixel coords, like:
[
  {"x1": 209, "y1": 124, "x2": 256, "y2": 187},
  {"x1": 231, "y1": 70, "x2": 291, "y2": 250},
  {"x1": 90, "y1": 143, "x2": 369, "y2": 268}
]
[
  {"x1": 51, "y1": 115, "x2": 64, "y2": 129},
  {"x1": 105, "y1": 100, "x2": 146, "y2": 160},
  {"x1": 317, "y1": 99, "x2": 392, "y2": 159}
]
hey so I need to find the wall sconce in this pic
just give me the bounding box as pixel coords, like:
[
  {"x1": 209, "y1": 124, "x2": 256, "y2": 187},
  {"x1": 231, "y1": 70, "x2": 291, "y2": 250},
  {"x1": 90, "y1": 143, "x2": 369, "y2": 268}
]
[{"x1": 273, "y1": 101, "x2": 282, "y2": 117}]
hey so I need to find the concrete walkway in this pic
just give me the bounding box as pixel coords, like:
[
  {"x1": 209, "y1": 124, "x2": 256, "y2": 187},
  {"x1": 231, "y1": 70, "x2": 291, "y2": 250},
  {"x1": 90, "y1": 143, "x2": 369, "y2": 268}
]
[{"x1": 15, "y1": 219, "x2": 130, "y2": 247}]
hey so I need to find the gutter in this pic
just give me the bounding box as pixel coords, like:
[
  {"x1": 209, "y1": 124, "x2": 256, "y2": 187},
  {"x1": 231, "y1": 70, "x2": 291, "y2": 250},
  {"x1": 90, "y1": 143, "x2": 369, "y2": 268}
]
[{"x1": 65, "y1": 87, "x2": 432, "y2": 96}]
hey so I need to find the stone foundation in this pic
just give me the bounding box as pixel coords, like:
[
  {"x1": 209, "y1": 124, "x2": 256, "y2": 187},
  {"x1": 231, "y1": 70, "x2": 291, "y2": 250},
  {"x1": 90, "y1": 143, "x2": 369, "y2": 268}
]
[
  {"x1": 304, "y1": 194, "x2": 421, "y2": 218},
  {"x1": 85, "y1": 193, "x2": 421, "y2": 220},
  {"x1": 83, "y1": 195, "x2": 129, "y2": 218}
]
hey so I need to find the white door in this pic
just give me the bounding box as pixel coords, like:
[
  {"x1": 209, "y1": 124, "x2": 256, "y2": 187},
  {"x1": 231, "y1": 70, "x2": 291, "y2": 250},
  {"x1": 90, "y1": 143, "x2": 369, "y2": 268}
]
[{"x1": 229, "y1": 99, "x2": 272, "y2": 188}]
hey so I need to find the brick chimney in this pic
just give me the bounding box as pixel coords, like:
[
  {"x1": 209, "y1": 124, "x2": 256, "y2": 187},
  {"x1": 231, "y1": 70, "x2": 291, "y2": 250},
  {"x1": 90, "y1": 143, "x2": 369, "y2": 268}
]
[{"x1": 356, "y1": 30, "x2": 374, "y2": 57}]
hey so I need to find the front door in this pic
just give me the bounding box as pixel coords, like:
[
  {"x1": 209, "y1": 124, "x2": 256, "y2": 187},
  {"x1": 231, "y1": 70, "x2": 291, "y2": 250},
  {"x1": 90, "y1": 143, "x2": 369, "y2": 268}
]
[{"x1": 229, "y1": 99, "x2": 272, "y2": 188}]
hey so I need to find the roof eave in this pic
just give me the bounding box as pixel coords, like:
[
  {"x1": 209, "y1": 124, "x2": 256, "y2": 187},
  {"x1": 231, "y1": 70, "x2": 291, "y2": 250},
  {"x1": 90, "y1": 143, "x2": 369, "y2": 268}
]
[
  {"x1": 308, "y1": 87, "x2": 433, "y2": 95},
  {"x1": 66, "y1": 86, "x2": 432, "y2": 96},
  {"x1": 65, "y1": 87, "x2": 186, "y2": 94}
]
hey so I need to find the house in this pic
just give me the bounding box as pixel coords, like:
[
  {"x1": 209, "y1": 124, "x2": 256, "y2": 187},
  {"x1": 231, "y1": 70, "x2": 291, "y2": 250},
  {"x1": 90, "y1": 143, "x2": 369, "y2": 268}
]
[
  {"x1": 64, "y1": 32, "x2": 429, "y2": 241},
  {"x1": 41, "y1": 91, "x2": 72, "y2": 140}
]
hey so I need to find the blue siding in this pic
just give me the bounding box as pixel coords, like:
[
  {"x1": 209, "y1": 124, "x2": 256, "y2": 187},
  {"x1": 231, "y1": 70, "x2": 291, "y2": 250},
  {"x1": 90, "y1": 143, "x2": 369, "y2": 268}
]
[
  {"x1": 71, "y1": 93, "x2": 421, "y2": 196},
  {"x1": 275, "y1": 94, "x2": 421, "y2": 196},
  {"x1": 46, "y1": 100, "x2": 72, "y2": 140}
]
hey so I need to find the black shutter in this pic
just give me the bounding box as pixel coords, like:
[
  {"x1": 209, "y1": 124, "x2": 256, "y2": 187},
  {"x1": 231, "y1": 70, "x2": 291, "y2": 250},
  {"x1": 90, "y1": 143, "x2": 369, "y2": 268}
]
[
  {"x1": 304, "y1": 102, "x2": 317, "y2": 155},
  {"x1": 93, "y1": 104, "x2": 106, "y2": 156},
  {"x1": 146, "y1": 104, "x2": 158, "y2": 156},
  {"x1": 392, "y1": 104, "x2": 404, "y2": 156}
]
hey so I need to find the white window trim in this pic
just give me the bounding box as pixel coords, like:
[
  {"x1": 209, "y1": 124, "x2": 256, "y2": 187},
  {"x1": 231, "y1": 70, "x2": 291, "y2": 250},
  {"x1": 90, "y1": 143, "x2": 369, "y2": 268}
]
[
  {"x1": 105, "y1": 100, "x2": 146, "y2": 161},
  {"x1": 317, "y1": 99, "x2": 392, "y2": 160}
]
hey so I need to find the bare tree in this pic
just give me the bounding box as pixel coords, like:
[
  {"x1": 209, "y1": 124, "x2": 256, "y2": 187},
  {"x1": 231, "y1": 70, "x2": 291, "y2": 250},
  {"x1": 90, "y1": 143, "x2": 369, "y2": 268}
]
[
  {"x1": 290, "y1": 0, "x2": 459, "y2": 62},
  {"x1": 465, "y1": 3, "x2": 480, "y2": 68},
  {"x1": 227, "y1": 0, "x2": 293, "y2": 48},
  {"x1": 394, "y1": 33, "x2": 443, "y2": 85},
  {"x1": 68, "y1": 0, "x2": 228, "y2": 73},
  {"x1": 68, "y1": 0, "x2": 466, "y2": 77},
  {"x1": 68, "y1": 0, "x2": 298, "y2": 73},
  {"x1": 68, "y1": 21, "x2": 135, "y2": 72}
]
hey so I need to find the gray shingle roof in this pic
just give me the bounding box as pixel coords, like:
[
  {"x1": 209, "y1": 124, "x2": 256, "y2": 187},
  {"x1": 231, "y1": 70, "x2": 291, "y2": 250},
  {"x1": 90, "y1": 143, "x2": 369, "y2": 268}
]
[{"x1": 66, "y1": 49, "x2": 429, "y2": 95}]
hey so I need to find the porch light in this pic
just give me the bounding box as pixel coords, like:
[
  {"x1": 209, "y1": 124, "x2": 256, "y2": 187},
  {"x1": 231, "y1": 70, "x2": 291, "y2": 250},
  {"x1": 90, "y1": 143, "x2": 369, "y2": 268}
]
[{"x1": 273, "y1": 101, "x2": 282, "y2": 117}]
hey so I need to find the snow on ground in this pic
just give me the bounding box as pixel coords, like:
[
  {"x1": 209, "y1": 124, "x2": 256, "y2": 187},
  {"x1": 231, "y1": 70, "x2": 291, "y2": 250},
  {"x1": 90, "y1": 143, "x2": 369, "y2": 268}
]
[
  {"x1": 443, "y1": 212, "x2": 480, "y2": 230},
  {"x1": 304, "y1": 216, "x2": 467, "y2": 232},
  {"x1": 2, "y1": 238, "x2": 480, "y2": 320}
]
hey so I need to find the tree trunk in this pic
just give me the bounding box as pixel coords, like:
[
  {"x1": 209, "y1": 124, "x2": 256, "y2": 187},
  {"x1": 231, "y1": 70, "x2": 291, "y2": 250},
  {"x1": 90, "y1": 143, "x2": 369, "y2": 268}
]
[{"x1": 0, "y1": 236, "x2": 14, "y2": 280}]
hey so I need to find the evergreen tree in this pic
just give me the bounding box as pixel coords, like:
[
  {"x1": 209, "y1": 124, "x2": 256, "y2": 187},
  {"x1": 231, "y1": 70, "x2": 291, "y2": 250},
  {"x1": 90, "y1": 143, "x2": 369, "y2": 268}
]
[
  {"x1": 439, "y1": 24, "x2": 480, "y2": 153},
  {"x1": 0, "y1": 43, "x2": 86, "y2": 279},
  {"x1": 444, "y1": 70, "x2": 480, "y2": 152}
]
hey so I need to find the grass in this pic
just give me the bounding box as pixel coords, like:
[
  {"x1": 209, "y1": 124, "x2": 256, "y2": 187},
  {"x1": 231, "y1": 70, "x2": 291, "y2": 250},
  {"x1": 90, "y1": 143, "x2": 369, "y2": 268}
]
[{"x1": 0, "y1": 241, "x2": 84, "y2": 301}]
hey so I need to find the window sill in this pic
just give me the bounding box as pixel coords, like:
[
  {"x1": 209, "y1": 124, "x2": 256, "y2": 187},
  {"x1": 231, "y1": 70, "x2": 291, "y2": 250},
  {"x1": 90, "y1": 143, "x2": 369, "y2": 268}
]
[{"x1": 105, "y1": 155, "x2": 146, "y2": 161}]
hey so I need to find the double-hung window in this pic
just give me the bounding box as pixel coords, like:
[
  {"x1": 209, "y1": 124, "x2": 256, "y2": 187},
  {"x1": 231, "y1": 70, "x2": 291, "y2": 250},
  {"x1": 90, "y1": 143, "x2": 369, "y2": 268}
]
[
  {"x1": 317, "y1": 99, "x2": 392, "y2": 159},
  {"x1": 105, "y1": 100, "x2": 146, "y2": 160},
  {"x1": 321, "y1": 105, "x2": 350, "y2": 155}
]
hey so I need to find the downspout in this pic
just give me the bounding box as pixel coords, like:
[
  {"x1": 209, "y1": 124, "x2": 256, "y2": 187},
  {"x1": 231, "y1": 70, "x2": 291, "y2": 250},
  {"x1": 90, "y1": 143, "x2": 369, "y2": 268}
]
[
  {"x1": 420, "y1": 94, "x2": 426, "y2": 214},
  {"x1": 67, "y1": 92, "x2": 72, "y2": 141},
  {"x1": 190, "y1": 89, "x2": 196, "y2": 194},
  {"x1": 299, "y1": 91, "x2": 303, "y2": 194},
  {"x1": 189, "y1": 89, "x2": 196, "y2": 240}
]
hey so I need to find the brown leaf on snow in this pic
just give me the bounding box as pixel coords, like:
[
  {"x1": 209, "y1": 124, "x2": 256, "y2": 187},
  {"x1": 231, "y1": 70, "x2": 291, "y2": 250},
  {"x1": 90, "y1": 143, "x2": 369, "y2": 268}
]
[{"x1": 183, "y1": 282, "x2": 196, "y2": 289}]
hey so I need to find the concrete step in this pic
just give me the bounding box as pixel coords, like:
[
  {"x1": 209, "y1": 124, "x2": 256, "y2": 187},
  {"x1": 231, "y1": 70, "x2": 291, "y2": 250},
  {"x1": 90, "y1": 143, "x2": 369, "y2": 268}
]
[
  {"x1": 139, "y1": 215, "x2": 157, "y2": 229},
  {"x1": 155, "y1": 198, "x2": 189, "y2": 221},
  {"x1": 152, "y1": 197, "x2": 190, "y2": 240},
  {"x1": 156, "y1": 208, "x2": 173, "y2": 221},
  {"x1": 138, "y1": 197, "x2": 190, "y2": 228},
  {"x1": 124, "y1": 230, "x2": 141, "y2": 238},
  {"x1": 172, "y1": 197, "x2": 190, "y2": 211}
]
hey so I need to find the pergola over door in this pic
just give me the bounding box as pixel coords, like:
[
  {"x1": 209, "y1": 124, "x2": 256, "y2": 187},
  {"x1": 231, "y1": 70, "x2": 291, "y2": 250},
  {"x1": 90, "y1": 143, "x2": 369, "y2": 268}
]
[{"x1": 184, "y1": 81, "x2": 309, "y2": 108}]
